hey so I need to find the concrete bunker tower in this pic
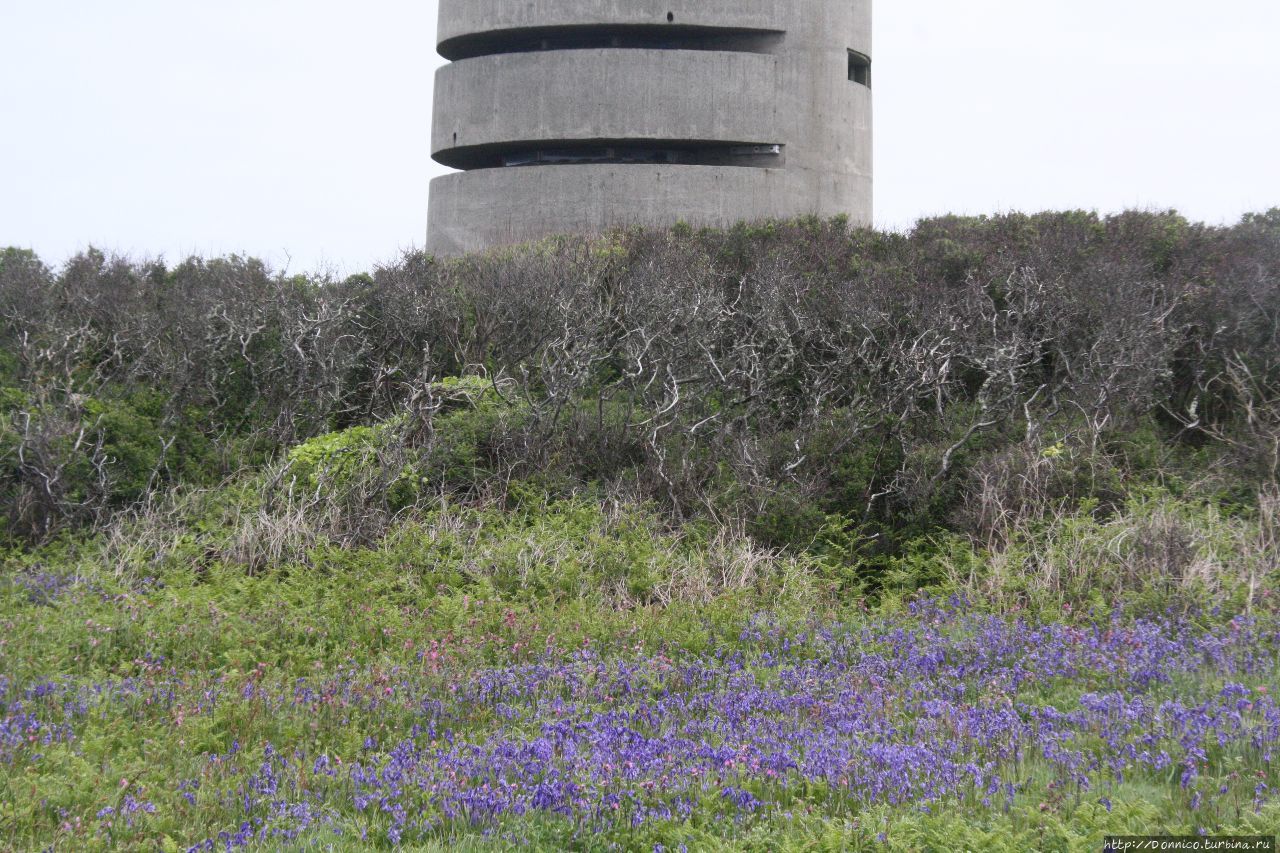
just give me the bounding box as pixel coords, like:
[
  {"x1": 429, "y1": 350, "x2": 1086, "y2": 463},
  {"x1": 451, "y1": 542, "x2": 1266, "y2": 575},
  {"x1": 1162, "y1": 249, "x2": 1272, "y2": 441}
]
[{"x1": 427, "y1": 1, "x2": 872, "y2": 256}]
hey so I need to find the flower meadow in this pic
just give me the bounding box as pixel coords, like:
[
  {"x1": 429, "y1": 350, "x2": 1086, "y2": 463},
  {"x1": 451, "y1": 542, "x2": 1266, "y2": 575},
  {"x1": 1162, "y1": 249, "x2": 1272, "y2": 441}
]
[
  {"x1": 7, "y1": 212, "x2": 1280, "y2": 845},
  {"x1": 4, "y1": 216, "x2": 1280, "y2": 849},
  {"x1": 3, "y1": 586, "x2": 1278, "y2": 851}
]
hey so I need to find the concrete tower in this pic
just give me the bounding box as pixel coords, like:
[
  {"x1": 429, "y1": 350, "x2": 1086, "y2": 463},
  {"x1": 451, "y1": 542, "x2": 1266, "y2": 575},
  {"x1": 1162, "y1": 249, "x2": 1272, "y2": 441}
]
[{"x1": 427, "y1": 0, "x2": 872, "y2": 256}]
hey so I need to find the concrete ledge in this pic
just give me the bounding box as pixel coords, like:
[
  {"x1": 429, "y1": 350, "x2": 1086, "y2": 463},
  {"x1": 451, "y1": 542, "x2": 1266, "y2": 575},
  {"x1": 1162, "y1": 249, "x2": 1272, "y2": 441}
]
[
  {"x1": 431, "y1": 50, "x2": 783, "y2": 163},
  {"x1": 438, "y1": 0, "x2": 787, "y2": 53},
  {"x1": 427, "y1": 165, "x2": 800, "y2": 256}
]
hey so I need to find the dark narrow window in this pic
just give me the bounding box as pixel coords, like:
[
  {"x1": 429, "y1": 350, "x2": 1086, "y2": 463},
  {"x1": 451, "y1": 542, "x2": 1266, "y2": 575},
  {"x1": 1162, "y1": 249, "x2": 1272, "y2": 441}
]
[
  {"x1": 487, "y1": 143, "x2": 783, "y2": 170},
  {"x1": 848, "y1": 50, "x2": 871, "y2": 88},
  {"x1": 436, "y1": 140, "x2": 782, "y2": 171},
  {"x1": 438, "y1": 25, "x2": 783, "y2": 60}
]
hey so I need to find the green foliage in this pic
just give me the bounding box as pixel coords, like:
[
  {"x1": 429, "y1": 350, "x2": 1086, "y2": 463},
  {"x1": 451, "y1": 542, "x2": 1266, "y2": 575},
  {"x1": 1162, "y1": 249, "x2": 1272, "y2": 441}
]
[
  {"x1": 3, "y1": 208, "x2": 1280, "y2": 548},
  {"x1": 285, "y1": 418, "x2": 419, "y2": 513},
  {"x1": 2, "y1": 482, "x2": 1276, "y2": 848},
  {"x1": 748, "y1": 485, "x2": 832, "y2": 552},
  {"x1": 0, "y1": 487, "x2": 808, "y2": 683},
  {"x1": 426, "y1": 376, "x2": 528, "y2": 486},
  {"x1": 280, "y1": 376, "x2": 533, "y2": 512},
  {"x1": 81, "y1": 391, "x2": 168, "y2": 502},
  {"x1": 2, "y1": 398, "x2": 1280, "y2": 848},
  {"x1": 949, "y1": 489, "x2": 1279, "y2": 615}
]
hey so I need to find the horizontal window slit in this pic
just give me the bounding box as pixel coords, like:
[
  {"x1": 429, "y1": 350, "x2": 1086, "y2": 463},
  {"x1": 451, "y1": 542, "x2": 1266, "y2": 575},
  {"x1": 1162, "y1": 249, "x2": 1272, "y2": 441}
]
[
  {"x1": 435, "y1": 141, "x2": 785, "y2": 171},
  {"x1": 439, "y1": 24, "x2": 784, "y2": 61}
]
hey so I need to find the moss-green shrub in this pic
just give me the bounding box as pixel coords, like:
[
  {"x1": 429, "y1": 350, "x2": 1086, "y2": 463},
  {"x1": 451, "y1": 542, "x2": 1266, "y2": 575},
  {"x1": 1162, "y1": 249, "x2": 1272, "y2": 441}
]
[
  {"x1": 425, "y1": 376, "x2": 529, "y2": 486},
  {"x1": 285, "y1": 414, "x2": 426, "y2": 510}
]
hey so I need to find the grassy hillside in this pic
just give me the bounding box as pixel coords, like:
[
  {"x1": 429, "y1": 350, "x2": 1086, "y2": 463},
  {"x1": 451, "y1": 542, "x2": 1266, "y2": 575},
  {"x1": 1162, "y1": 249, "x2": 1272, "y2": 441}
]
[{"x1": 2, "y1": 211, "x2": 1279, "y2": 850}]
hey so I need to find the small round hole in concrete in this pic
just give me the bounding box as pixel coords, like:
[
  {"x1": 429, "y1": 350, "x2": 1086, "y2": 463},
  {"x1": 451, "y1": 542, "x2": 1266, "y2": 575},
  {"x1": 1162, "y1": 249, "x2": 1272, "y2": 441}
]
[{"x1": 667, "y1": 12, "x2": 674, "y2": 22}]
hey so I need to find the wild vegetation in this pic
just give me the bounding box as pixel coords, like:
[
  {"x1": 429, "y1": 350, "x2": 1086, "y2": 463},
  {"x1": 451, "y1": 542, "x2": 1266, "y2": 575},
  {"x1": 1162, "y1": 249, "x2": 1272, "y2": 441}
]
[{"x1": 2, "y1": 209, "x2": 1279, "y2": 850}]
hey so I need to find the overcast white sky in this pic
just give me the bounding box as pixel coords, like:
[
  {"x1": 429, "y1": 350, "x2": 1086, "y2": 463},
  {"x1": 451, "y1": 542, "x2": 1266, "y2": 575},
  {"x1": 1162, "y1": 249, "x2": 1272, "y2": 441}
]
[{"x1": 2, "y1": 1, "x2": 1278, "y2": 273}]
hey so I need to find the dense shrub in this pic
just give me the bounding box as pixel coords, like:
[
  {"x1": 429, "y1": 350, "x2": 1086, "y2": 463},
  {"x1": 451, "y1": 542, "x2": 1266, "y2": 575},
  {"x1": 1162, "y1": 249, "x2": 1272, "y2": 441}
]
[{"x1": 2, "y1": 211, "x2": 1278, "y2": 590}]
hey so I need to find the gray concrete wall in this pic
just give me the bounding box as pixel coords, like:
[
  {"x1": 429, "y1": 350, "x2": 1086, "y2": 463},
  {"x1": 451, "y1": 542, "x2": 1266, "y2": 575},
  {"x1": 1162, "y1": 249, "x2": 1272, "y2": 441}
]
[
  {"x1": 437, "y1": 0, "x2": 788, "y2": 52},
  {"x1": 432, "y1": 50, "x2": 782, "y2": 161},
  {"x1": 428, "y1": 0, "x2": 872, "y2": 256},
  {"x1": 429, "y1": 165, "x2": 790, "y2": 254}
]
